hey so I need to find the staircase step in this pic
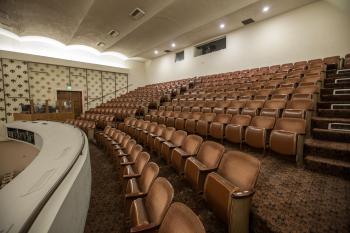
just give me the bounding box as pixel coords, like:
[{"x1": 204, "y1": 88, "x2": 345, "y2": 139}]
[
  {"x1": 320, "y1": 88, "x2": 350, "y2": 101},
  {"x1": 317, "y1": 101, "x2": 350, "y2": 109},
  {"x1": 312, "y1": 128, "x2": 350, "y2": 142},
  {"x1": 304, "y1": 138, "x2": 350, "y2": 162},
  {"x1": 318, "y1": 109, "x2": 350, "y2": 118},
  {"x1": 304, "y1": 155, "x2": 350, "y2": 178},
  {"x1": 311, "y1": 116, "x2": 350, "y2": 129}
]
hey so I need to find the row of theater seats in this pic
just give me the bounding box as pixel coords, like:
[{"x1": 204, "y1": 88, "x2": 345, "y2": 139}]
[
  {"x1": 96, "y1": 120, "x2": 261, "y2": 232},
  {"x1": 95, "y1": 126, "x2": 207, "y2": 233},
  {"x1": 65, "y1": 119, "x2": 96, "y2": 139},
  {"x1": 196, "y1": 56, "x2": 341, "y2": 85},
  {"x1": 118, "y1": 119, "x2": 260, "y2": 229},
  {"x1": 144, "y1": 99, "x2": 308, "y2": 164}
]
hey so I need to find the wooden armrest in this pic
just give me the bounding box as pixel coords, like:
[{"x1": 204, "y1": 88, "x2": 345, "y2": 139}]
[{"x1": 232, "y1": 190, "x2": 255, "y2": 199}]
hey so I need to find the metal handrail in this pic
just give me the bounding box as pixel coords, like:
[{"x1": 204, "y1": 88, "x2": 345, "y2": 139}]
[{"x1": 86, "y1": 84, "x2": 132, "y2": 105}]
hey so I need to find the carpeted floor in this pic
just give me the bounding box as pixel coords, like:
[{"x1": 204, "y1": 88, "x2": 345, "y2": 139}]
[{"x1": 84, "y1": 142, "x2": 350, "y2": 233}]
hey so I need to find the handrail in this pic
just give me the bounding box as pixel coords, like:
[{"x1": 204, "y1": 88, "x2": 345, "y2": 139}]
[{"x1": 87, "y1": 84, "x2": 132, "y2": 105}]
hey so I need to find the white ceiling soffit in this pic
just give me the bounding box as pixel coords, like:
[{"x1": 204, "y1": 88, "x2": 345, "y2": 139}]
[{"x1": 0, "y1": 0, "x2": 317, "y2": 59}]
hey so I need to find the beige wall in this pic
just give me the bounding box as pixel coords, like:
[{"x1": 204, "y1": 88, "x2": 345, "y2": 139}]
[{"x1": 145, "y1": 0, "x2": 350, "y2": 84}]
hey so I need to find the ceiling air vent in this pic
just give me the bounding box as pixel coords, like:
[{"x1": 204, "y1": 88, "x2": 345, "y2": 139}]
[
  {"x1": 129, "y1": 8, "x2": 145, "y2": 20},
  {"x1": 241, "y1": 18, "x2": 255, "y2": 26},
  {"x1": 108, "y1": 30, "x2": 120, "y2": 37},
  {"x1": 164, "y1": 50, "x2": 172, "y2": 53}
]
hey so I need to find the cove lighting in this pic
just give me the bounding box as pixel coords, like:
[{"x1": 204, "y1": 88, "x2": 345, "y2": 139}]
[
  {"x1": 0, "y1": 28, "x2": 129, "y2": 68},
  {"x1": 262, "y1": 6, "x2": 270, "y2": 12}
]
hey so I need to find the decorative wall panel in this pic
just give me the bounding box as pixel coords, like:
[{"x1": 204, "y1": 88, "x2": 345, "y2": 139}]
[{"x1": 0, "y1": 57, "x2": 128, "y2": 123}]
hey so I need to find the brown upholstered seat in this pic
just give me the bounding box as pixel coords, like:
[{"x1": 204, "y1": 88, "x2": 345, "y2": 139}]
[
  {"x1": 158, "y1": 202, "x2": 206, "y2": 233},
  {"x1": 241, "y1": 100, "x2": 265, "y2": 117},
  {"x1": 123, "y1": 152, "x2": 150, "y2": 179},
  {"x1": 226, "y1": 100, "x2": 246, "y2": 115},
  {"x1": 171, "y1": 135, "x2": 203, "y2": 174},
  {"x1": 270, "y1": 118, "x2": 306, "y2": 165},
  {"x1": 141, "y1": 122, "x2": 157, "y2": 146},
  {"x1": 209, "y1": 113, "x2": 232, "y2": 140},
  {"x1": 260, "y1": 99, "x2": 287, "y2": 117},
  {"x1": 161, "y1": 130, "x2": 188, "y2": 164},
  {"x1": 130, "y1": 177, "x2": 174, "y2": 232},
  {"x1": 166, "y1": 111, "x2": 181, "y2": 127},
  {"x1": 245, "y1": 116, "x2": 276, "y2": 151},
  {"x1": 125, "y1": 162, "x2": 159, "y2": 201},
  {"x1": 147, "y1": 124, "x2": 166, "y2": 151},
  {"x1": 114, "y1": 139, "x2": 136, "y2": 160},
  {"x1": 153, "y1": 127, "x2": 176, "y2": 157},
  {"x1": 175, "y1": 112, "x2": 191, "y2": 130},
  {"x1": 185, "y1": 112, "x2": 202, "y2": 134},
  {"x1": 224, "y1": 115, "x2": 252, "y2": 145},
  {"x1": 119, "y1": 144, "x2": 143, "y2": 167},
  {"x1": 184, "y1": 141, "x2": 225, "y2": 193},
  {"x1": 204, "y1": 150, "x2": 261, "y2": 227},
  {"x1": 196, "y1": 113, "x2": 216, "y2": 137}
]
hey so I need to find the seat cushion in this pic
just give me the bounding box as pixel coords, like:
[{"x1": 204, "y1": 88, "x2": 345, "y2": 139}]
[
  {"x1": 225, "y1": 124, "x2": 243, "y2": 143},
  {"x1": 270, "y1": 130, "x2": 297, "y2": 155}
]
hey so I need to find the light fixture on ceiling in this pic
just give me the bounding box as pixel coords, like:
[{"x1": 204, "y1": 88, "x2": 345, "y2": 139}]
[
  {"x1": 171, "y1": 42, "x2": 176, "y2": 48},
  {"x1": 96, "y1": 42, "x2": 105, "y2": 47},
  {"x1": 154, "y1": 50, "x2": 159, "y2": 54},
  {"x1": 220, "y1": 23, "x2": 225, "y2": 29},
  {"x1": 262, "y1": 6, "x2": 270, "y2": 12}
]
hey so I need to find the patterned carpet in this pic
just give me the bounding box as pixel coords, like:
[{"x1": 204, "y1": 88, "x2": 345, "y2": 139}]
[{"x1": 84, "y1": 142, "x2": 350, "y2": 233}]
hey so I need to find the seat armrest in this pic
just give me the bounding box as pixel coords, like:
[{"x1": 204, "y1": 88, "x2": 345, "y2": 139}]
[
  {"x1": 232, "y1": 190, "x2": 255, "y2": 199},
  {"x1": 125, "y1": 192, "x2": 147, "y2": 199},
  {"x1": 120, "y1": 161, "x2": 135, "y2": 166},
  {"x1": 123, "y1": 173, "x2": 141, "y2": 179},
  {"x1": 130, "y1": 223, "x2": 158, "y2": 233}
]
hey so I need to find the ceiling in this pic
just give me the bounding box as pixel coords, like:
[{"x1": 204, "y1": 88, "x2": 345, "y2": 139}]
[{"x1": 0, "y1": 0, "x2": 317, "y2": 59}]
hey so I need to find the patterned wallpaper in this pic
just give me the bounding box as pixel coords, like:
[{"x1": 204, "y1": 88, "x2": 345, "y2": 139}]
[{"x1": 0, "y1": 58, "x2": 128, "y2": 123}]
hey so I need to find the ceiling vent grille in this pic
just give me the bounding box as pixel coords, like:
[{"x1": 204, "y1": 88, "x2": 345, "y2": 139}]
[
  {"x1": 108, "y1": 30, "x2": 120, "y2": 37},
  {"x1": 129, "y1": 8, "x2": 145, "y2": 20},
  {"x1": 164, "y1": 50, "x2": 171, "y2": 53},
  {"x1": 241, "y1": 18, "x2": 255, "y2": 26}
]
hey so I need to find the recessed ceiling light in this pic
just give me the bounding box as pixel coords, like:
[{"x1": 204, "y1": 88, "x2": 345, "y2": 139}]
[
  {"x1": 96, "y1": 42, "x2": 105, "y2": 47},
  {"x1": 108, "y1": 30, "x2": 120, "y2": 37},
  {"x1": 262, "y1": 6, "x2": 270, "y2": 12},
  {"x1": 154, "y1": 50, "x2": 159, "y2": 54},
  {"x1": 220, "y1": 23, "x2": 225, "y2": 29},
  {"x1": 171, "y1": 43, "x2": 176, "y2": 48}
]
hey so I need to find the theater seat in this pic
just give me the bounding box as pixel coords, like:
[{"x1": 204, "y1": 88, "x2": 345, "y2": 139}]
[
  {"x1": 141, "y1": 122, "x2": 157, "y2": 146},
  {"x1": 125, "y1": 162, "x2": 159, "y2": 203},
  {"x1": 119, "y1": 144, "x2": 143, "y2": 168},
  {"x1": 184, "y1": 141, "x2": 225, "y2": 193},
  {"x1": 196, "y1": 113, "x2": 216, "y2": 137},
  {"x1": 147, "y1": 124, "x2": 166, "y2": 151},
  {"x1": 153, "y1": 127, "x2": 176, "y2": 157},
  {"x1": 161, "y1": 130, "x2": 187, "y2": 164},
  {"x1": 209, "y1": 113, "x2": 232, "y2": 141},
  {"x1": 114, "y1": 139, "x2": 136, "y2": 161},
  {"x1": 185, "y1": 112, "x2": 202, "y2": 134},
  {"x1": 204, "y1": 150, "x2": 261, "y2": 231},
  {"x1": 270, "y1": 118, "x2": 306, "y2": 165},
  {"x1": 158, "y1": 202, "x2": 206, "y2": 233},
  {"x1": 225, "y1": 115, "x2": 252, "y2": 146},
  {"x1": 130, "y1": 177, "x2": 174, "y2": 233},
  {"x1": 245, "y1": 116, "x2": 276, "y2": 151},
  {"x1": 171, "y1": 135, "x2": 203, "y2": 174},
  {"x1": 123, "y1": 152, "x2": 150, "y2": 179}
]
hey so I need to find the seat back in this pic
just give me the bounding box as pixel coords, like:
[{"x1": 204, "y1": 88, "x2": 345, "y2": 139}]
[
  {"x1": 121, "y1": 135, "x2": 131, "y2": 147},
  {"x1": 230, "y1": 115, "x2": 252, "y2": 126},
  {"x1": 181, "y1": 135, "x2": 203, "y2": 154},
  {"x1": 170, "y1": 130, "x2": 188, "y2": 146},
  {"x1": 196, "y1": 141, "x2": 225, "y2": 169},
  {"x1": 129, "y1": 144, "x2": 143, "y2": 162},
  {"x1": 164, "y1": 127, "x2": 176, "y2": 141},
  {"x1": 214, "y1": 113, "x2": 232, "y2": 124},
  {"x1": 155, "y1": 124, "x2": 166, "y2": 136},
  {"x1": 139, "y1": 162, "x2": 160, "y2": 193},
  {"x1": 148, "y1": 122, "x2": 158, "y2": 134},
  {"x1": 217, "y1": 151, "x2": 261, "y2": 190},
  {"x1": 250, "y1": 116, "x2": 275, "y2": 129},
  {"x1": 275, "y1": 118, "x2": 306, "y2": 134},
  {"x1": 158, "y1": 202, "x2": 206, "y2": 233},
  {"x1": 134, "y1": 151, "x2": 150, "y2": 174},
  {"x1": 125, "y1": 139, "x2": 137, "y2": 154},
  {"x1": 145, "y1": 177, "x2": 174, "y2": 225}
]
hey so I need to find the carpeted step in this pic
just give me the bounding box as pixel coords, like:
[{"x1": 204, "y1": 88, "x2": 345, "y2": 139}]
[
  {"x1": 312, "y1": 128, "x2": 350, "y2": 142},
  {"x1": 317, "y1": 101, "x2": 350, "y2": 110},
  {"x1": 304, "y1": 138, "x2": 350, "y2": 162},
  {"x1": 311, "y1": 116, "x2": 350, "y2": 129},
  {"x1": 320, "y1": 88, "x2": 350, "y2": 102},
  {"x1": 318, "y1": 109, "x2": 350, "y2": 118},
  {"x1": 304, "y1": 155, "x2": 350, "y2": 178}
]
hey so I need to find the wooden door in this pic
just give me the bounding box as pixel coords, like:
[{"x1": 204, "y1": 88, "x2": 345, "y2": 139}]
[{"x1": 57, "y1": 91, "x2": 82, "y2": 118}]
